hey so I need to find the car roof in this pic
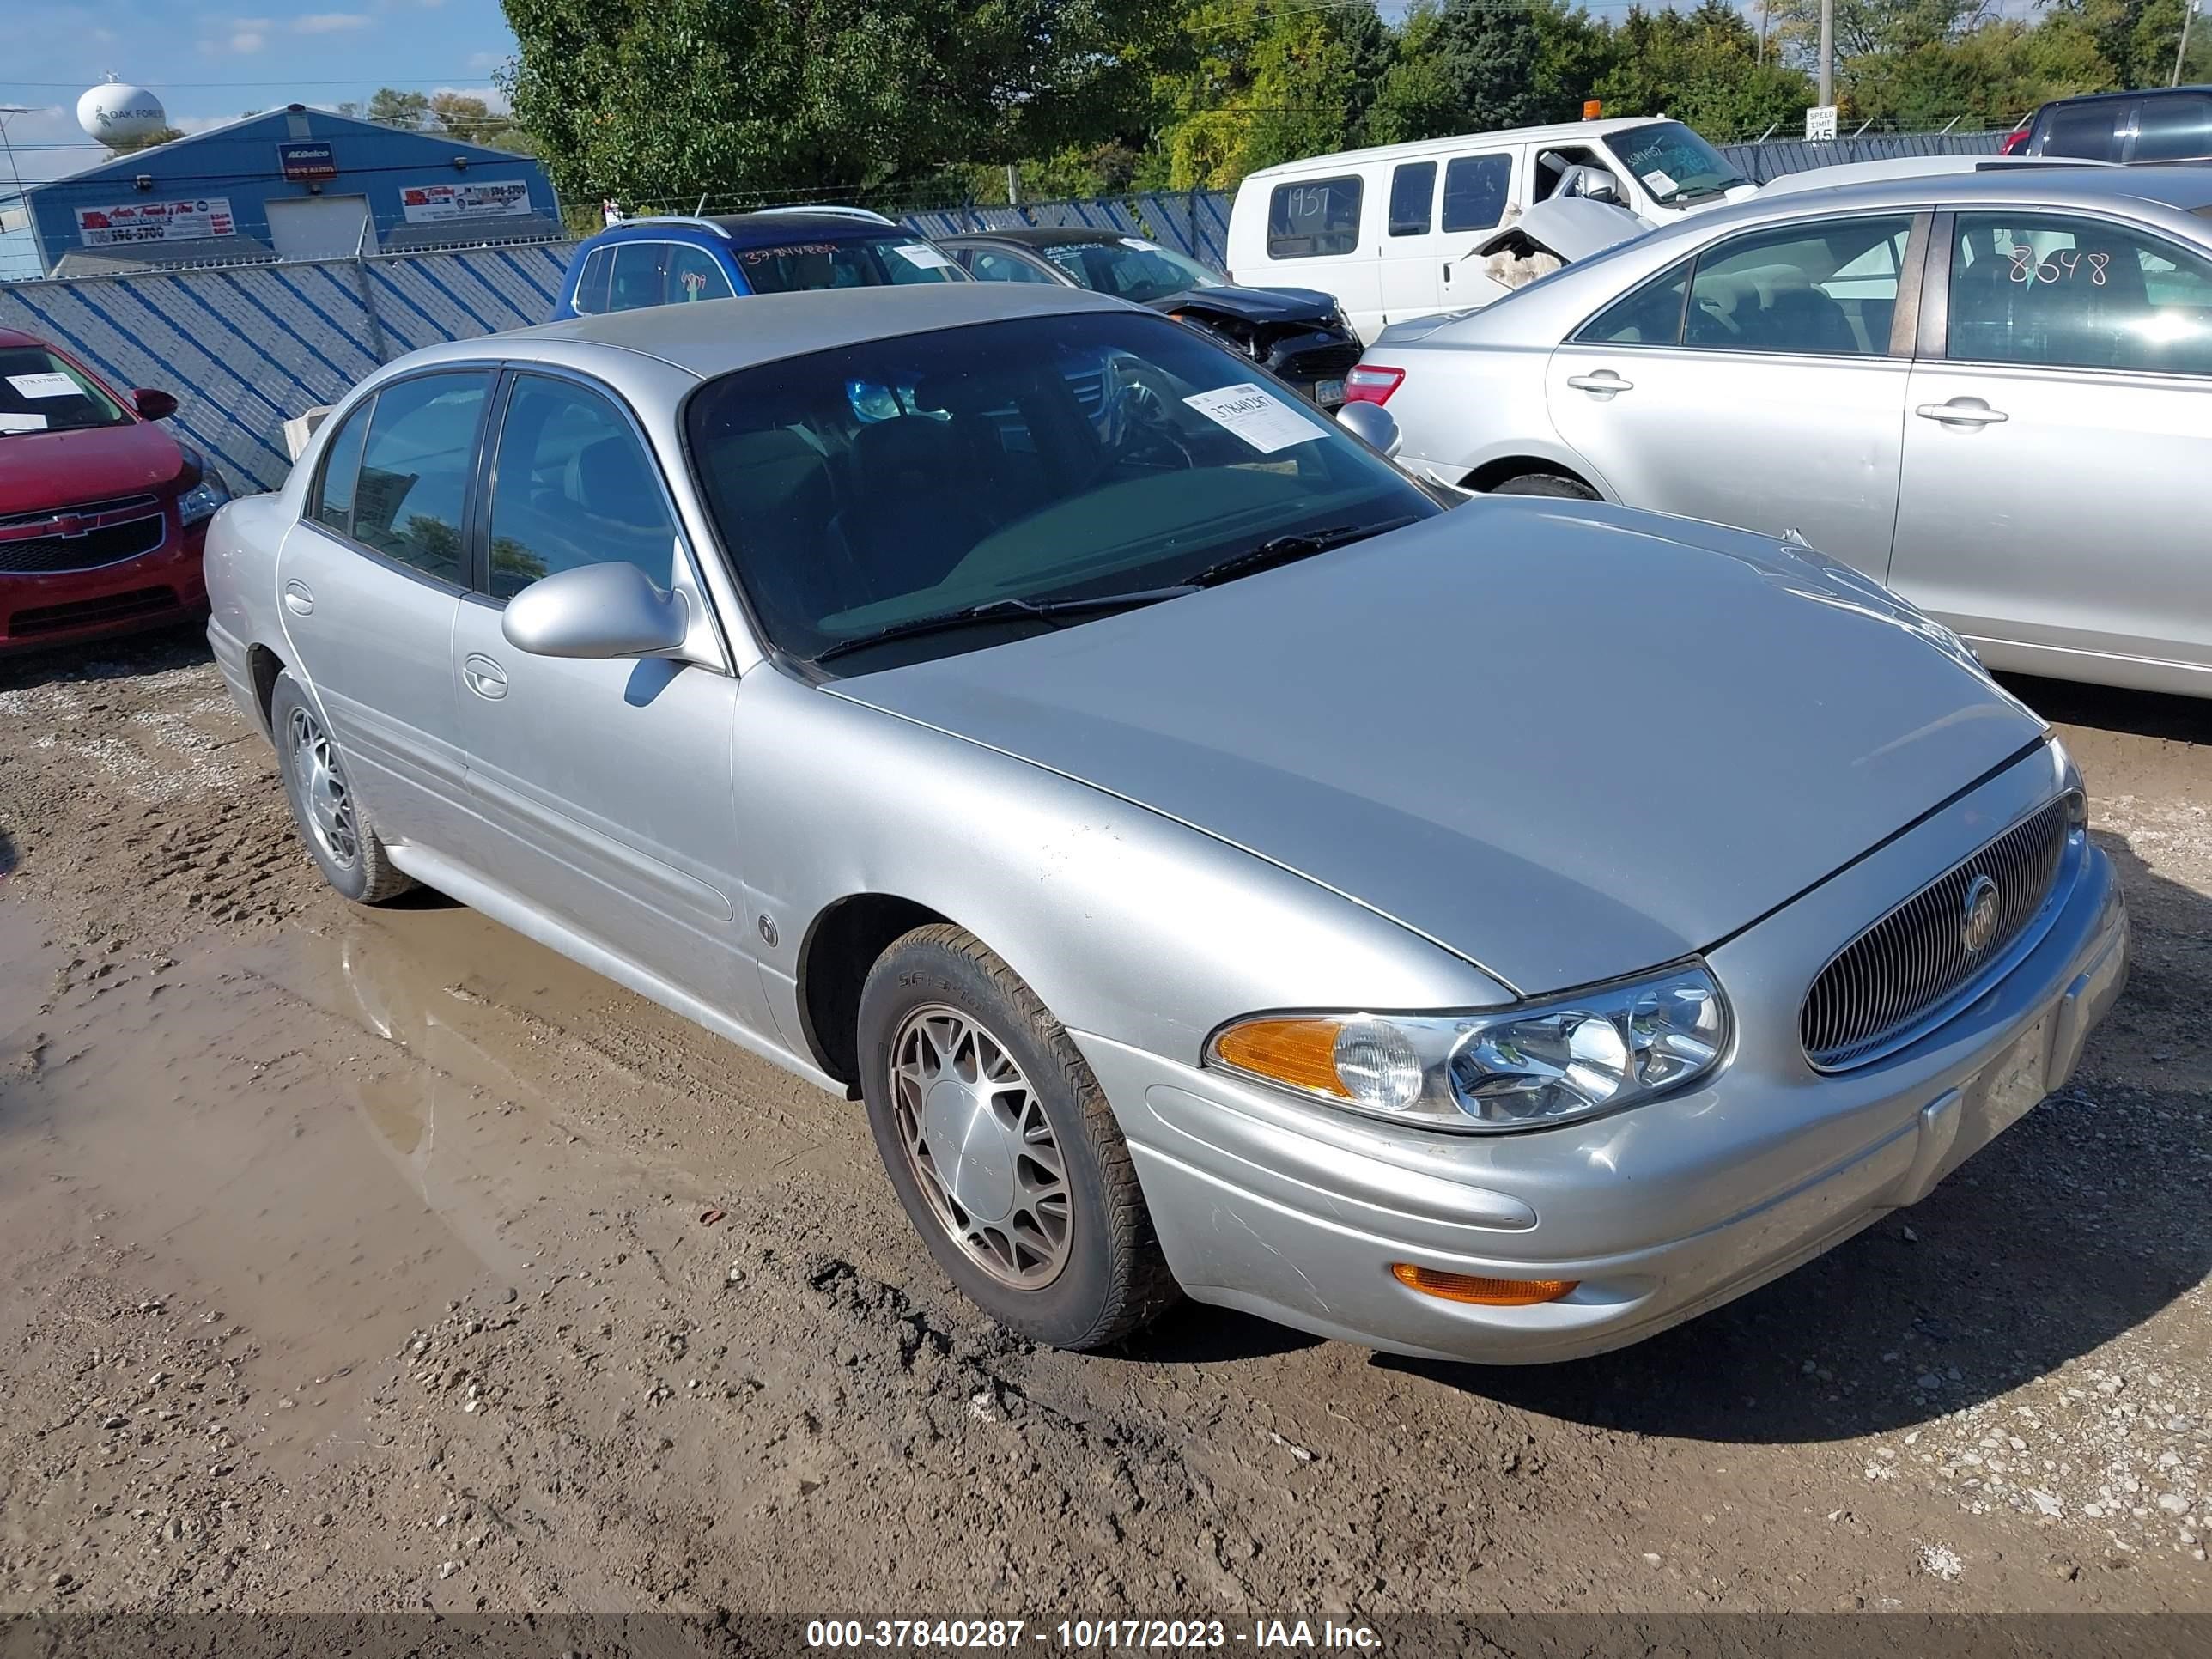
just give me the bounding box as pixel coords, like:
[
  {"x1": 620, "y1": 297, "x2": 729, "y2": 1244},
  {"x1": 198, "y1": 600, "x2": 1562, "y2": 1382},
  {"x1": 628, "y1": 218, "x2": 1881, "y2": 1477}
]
[
  {"x1": 587, "y1": 210, "x2": 911, "y2": 251},
  {"x1": 1239, "y1": 117, "x2": 1683, "y2": 182},
  {"x1": 1647, "y1": 160, "x2": 2212, "y2": 233},
  {"x1": 2039, "y1": 83, "x2": 2212, "y2": 111},
  {"x1": 943, "y1": 227, "x2": 1137, "y2": 250},
  {"x1": 400, "y1": 282, "x2": 1128, "y2": 382},
  {"x1": 0, "y1": 326, "x2": 48, "y2": 349}
]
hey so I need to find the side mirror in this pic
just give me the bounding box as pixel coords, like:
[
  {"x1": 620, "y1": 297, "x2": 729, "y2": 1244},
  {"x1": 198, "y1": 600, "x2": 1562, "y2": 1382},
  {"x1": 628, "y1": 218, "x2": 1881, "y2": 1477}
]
[
  {"x1": 502, "y1": 561, "x2": 689, "y2": 660},
  {"x1": 1560, "y1": 165, "x2": 1622, "y2": 205},
  {"x1": 134, "y1": 388, "x2": 179, "y2": 421},
  {"x1": 1335, "y1": 400, "x2": 1401, "y2": 459}
]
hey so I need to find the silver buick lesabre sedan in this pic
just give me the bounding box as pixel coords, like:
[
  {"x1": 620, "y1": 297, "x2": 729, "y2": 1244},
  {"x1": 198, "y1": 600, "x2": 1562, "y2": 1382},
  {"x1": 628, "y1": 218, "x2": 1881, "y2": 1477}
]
[
  {"x1": 205, "y1": 283, "x2": 2127, "y2": 1364},
  {"x1": 1356, "y1": 165, "x2": 2212, "y2": 699}
]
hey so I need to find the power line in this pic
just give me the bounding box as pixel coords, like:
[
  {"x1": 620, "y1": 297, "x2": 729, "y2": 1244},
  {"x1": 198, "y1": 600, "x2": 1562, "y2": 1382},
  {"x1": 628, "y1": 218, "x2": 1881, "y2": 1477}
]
[{"x1": 0, "y1": 75, "x2": 504, "y2": 90}]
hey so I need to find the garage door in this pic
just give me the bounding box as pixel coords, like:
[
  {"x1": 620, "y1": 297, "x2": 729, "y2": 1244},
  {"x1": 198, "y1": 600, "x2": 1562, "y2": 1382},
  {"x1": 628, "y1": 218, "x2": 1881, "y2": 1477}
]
[{"x1": 266, "y1": 195, "x2": 373, "y2": 262}]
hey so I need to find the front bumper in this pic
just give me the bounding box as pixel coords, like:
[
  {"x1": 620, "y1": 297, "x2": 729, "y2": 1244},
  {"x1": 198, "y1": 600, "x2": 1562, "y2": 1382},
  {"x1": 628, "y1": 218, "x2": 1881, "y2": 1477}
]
[
  {"x1": 0, "y1": 518, "x2": 208, "y2": 653},
  {"x1": 1078, "y1": 758, "x2": 2128, "y2": 1364}
]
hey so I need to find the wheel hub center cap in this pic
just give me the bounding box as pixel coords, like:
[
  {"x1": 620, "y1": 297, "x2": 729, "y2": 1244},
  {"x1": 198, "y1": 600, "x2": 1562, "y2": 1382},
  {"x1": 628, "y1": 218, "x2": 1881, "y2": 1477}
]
[{"x1": 921, "y1": 1078, "x2": 1018, "y2": 1224}]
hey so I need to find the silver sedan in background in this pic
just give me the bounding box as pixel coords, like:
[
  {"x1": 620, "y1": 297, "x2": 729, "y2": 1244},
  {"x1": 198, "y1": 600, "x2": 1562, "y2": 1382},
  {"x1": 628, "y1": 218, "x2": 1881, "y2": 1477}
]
[
  {"x1": 1356, "y1": 165, "x2": 2212, "y2": 698},
  {"x1": 204, "y1": 284, "x2": 2124, "y2": 1365}
]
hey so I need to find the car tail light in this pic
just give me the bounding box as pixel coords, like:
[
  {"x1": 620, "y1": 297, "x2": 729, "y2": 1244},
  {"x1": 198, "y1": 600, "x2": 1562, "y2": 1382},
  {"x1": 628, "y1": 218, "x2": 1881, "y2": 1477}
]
[
  {"x1": 1342, "y1": 365, "x2": 1404, "y2": 405},
  {"x1": 1999, "y1": 122, "x2": 2030, "y2": 155}
]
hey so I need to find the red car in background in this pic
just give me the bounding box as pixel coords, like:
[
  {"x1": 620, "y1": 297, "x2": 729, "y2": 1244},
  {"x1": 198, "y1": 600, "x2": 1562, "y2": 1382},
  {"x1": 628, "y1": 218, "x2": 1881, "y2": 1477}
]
[{"x1": 0, "y1": 326, "x2": 229, "y2": 653}]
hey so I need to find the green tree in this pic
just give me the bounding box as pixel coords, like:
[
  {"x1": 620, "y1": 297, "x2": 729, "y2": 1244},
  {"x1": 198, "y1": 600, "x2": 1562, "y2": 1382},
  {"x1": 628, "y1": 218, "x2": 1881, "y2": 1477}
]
[
  {"x1": 367, "y1": 87, "x2": 433, "y2": 131},
  {"x1": 104, "y1": 125, "x2": 185, "y2": 155},
  {"x1": 1152, "y1": 0, "x2": 1387, "y2": 188},
  {"x1": 1595, "y1": 1, "x2": 1812, "y2": 139},
  {"x1": 1361, "y1": 0, "x2": 1547, "y2": 145},
  {"x1": 501, "y1": 0, "x2": 1177, "y2": 207}
]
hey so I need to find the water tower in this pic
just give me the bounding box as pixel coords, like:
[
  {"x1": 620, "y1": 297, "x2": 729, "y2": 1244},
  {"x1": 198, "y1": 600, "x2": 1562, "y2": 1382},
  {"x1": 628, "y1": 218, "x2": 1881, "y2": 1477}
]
[{"x1": 76, "y1": 75, "x2": 167, "y2": 147}]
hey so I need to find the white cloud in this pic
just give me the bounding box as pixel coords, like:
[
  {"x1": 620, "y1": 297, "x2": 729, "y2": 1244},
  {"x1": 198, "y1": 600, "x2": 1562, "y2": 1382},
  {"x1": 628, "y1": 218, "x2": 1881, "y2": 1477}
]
[
  {"x1": 228, "y1": 29, "x2": 266, "y2": 51},
  {"x1": 465, "y1": 49, "x2": 505, "y2": 72},
  {"x1": 294, "y1": 11, "x2": 370, "y2": 30}
]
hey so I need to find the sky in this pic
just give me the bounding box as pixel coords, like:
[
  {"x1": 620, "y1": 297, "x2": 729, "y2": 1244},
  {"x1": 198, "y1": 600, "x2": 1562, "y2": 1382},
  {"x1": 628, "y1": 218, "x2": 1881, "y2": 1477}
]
[{"x1": 1, "y1": 0, "x2": 523, "y2": 274}]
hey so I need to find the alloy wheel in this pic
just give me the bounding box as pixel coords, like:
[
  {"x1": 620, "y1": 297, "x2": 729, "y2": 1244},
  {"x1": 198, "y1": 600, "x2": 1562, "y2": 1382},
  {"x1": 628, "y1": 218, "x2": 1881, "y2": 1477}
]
[{"x1": 286, "y1": 705, "x2": 360, "y2": 871}]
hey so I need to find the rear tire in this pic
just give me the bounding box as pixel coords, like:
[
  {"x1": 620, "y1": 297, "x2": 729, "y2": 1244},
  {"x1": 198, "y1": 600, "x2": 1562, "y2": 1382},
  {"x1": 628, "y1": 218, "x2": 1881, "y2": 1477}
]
[
  {"x1": 858, "y1": 924, "x2": 1178, "y2": 1349},
  {"x1": 269, "y1": 672, "x2": 415, "y2": 905},
  {"x1": 1490, "y1": 472, "x2": 1601, "y2": 501}
]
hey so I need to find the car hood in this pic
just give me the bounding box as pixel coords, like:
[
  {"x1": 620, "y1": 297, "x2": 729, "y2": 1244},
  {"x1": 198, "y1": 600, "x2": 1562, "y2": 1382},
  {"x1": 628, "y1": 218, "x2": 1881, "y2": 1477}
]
[
  {"x1": 1469, "y1": 198, "x2": 1651, "y2": 264},
  {"x1": 830, "y1": 502, "x2": 2046, "y2": 994},
  {"x1": 1152, "y1": 284, "x2": 1340, "y2": 325},
  {"x1": 0, "y1": 420, "x2": 181, "y2": 515}
]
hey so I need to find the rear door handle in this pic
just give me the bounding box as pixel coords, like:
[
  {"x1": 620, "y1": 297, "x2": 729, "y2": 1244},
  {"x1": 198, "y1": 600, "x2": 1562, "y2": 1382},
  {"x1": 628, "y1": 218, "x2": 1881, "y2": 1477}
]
[
  {"x1": 462, "y1": 653, "x2": 508, "y2": 700},
  {"x1": 1915, "y1": 398, "x2": 2008, "y2": 427},
  {"x1": 282, "y1": 580, "x2": 314, "y2": 616},
  {"x1": 1565, "y1": 370, "x2": 1633, "y2": 397}
]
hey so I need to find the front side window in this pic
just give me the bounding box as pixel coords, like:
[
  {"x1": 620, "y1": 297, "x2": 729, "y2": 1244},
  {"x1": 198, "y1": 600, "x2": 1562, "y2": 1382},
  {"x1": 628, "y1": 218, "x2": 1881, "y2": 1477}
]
[
  {"x1": 2037, "y1": 101, "x2": 2127, "y2": 161},
  {"x1": 1267, "y1": 178, "x2": 1363, "y2": 258},
  {"x1": 1574, "y1": 259, "x2": 1691, "y2": 345},
  {"x1": 1683, "y1": 215, "x2": 1913, "y2": 356},
  {"x1": 1440, "y1": 155, "x2": 1511, "y2": 234},
  {"x1": 0, "y1": 345, "x2": 131, "y2": 435},
  {"x1": 1389, "y1": 162, "x2": 1436, "y2": 236},
  {"x1": 487, "y1": 377, "x2": 677, "y2": 601},
  {"x1": 609, "y1": 242, "x2": 672, "y2": 311},
  {"x1": 348, "y1": 372, "x2": 488, "y2": 582},
  {"x1": 734, "y1": 235, "x2": 962, "y2": 293},
  {"x1": 685, "y1": 312, "x2": 1438, "y2": 668},
  {"x1": 1948, "y1": 212, "x2": 2212, "y2": 376},
  {"x1": 665, "y1": 243, "x2": 735, "y2": 303},
  {"x1": 1041, "y1": 239, "x2": 1220, "y2": 304},
  {"x1": 1603, "y1": 121, "x2": 1749, "y2": 207},
  {"x1": 963, "y1": 248, "x2": 1059, "y2": 285}
]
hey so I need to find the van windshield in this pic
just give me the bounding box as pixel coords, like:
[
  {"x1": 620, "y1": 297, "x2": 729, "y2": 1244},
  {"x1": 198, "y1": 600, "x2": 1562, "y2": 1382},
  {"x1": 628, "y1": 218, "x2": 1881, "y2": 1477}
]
[{"x1": 1604, "y1": 122, "x2": 1748, "y2": 205}]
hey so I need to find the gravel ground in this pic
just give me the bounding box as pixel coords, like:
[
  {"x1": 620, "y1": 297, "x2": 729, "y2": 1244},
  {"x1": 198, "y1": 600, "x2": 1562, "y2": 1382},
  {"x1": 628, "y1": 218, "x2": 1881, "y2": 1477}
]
[{"x1": 0, "y1": 626, "x2": 2207, "y2": 1625}]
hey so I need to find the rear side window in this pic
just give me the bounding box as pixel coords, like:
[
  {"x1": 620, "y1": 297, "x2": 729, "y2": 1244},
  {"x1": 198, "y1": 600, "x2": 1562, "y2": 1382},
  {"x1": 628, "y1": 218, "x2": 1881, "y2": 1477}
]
[
  {"x1": 2036, "y1": 101, "x2": 2126, "y2": 161},
  {"x1": 349, "y1": 373, "x2": 489, "y2": 583},
  {"x1": 573, "y1": 246, "x2": 613, "y2": 314},
  {"x1": 1574, "y1": 259, "x2": 1691, "y2": 345},
  {"x1": 1389, "y1": 162, "x2": 1436, "y2": 236},
  {"x1": 1946, "y1": 212, "x2": 2212, "y2": 376},
  {"x1": 609, "y1": 242, "x2": 672, "y2": 311},
  {"x1": 2130, "y1": 94, "x2": 2212, "y2": 162},
  {"x1": 963, "y1": 248, "x2": 1058, "y2": 284},
  {"x1": 1441, "y1": 154, "x2": 1512, "y2": 233},
  {"x1": 1267, "y1": 177, "x2": 1364, "y2": 258},
  {"x1": 312, "y1": 400, "x2": 372, "y2": 534}
]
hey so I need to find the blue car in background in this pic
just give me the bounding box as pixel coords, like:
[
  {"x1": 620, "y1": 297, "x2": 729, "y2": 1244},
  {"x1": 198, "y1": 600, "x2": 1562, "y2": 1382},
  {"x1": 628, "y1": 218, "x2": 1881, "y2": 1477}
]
[{"x1": 549, "y1": 208, "x2": 967, "y2": 321}]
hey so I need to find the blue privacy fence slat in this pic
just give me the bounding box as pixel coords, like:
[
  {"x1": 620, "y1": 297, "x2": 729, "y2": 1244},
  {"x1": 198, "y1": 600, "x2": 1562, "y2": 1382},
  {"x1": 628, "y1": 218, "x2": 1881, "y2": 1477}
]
[{"x1": 0, "y1": 131, "x2": 2005, "y2": 495}]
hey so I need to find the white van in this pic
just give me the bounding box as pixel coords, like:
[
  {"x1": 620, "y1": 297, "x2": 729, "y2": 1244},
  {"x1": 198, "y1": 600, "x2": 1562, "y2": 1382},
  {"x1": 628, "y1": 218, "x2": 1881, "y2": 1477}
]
[{"x1": 1225, "y1": 118, "x2": 1758, "y2": 340}]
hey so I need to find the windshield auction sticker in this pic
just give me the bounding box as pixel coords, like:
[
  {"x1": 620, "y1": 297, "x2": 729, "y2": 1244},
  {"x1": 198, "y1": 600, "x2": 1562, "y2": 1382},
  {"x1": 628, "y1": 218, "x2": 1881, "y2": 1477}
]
[
  {"x1": 1182, "y1": 384, "x2": 1322, "y2": 454},
  {"x1": 894, "y1": 243, "x2": 953, "y2": 269},
  {"x1": 7, "y1": 373, "x2": 78, "y2": 399}
]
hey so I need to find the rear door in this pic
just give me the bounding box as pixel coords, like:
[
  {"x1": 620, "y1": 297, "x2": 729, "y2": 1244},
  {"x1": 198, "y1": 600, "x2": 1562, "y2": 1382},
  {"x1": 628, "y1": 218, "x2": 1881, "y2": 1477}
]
[
  {"x1": 447, "y1": 368, "x2": 755, "y2": 1011},
  {"x1": 1887, "y1": 208, "x2": 2212, "y2": 685},
  {"x1": 1544, "y1": 210, "x2": 1923, "y2": 577},
  {"x1": 1261, "y1": 172, "x2": 1382, "y2": 338},
  {"x1": 275, "y1": 370, "x2": 489, "y2": 850},
  {"x1": 1377, "y1": 160, "x2": 1442, "y2": 321}
]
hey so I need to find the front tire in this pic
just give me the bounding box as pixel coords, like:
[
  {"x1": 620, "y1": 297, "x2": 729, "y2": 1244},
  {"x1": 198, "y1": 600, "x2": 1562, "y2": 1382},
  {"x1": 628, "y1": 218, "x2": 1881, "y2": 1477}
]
[
  {"x1": 269, "y1": 672, "x2": 415, "y2": 905},
  {"x1": 858, "y1": 924, "x2": 1177, "y2": 1349},
  {"x1": 1490, "y1": 471, "x2": 1600, "y2": 500}
]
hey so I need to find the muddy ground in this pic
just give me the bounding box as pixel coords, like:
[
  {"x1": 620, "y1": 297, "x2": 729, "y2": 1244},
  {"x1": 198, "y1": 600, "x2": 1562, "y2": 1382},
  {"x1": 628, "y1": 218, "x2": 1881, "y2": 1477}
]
[{"x1": 0, "y1": 627, "x2": 2207, "y2": 1628}]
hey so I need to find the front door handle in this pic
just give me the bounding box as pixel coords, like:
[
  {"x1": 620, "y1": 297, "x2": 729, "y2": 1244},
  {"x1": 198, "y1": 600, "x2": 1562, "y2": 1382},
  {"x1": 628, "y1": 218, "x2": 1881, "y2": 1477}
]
[
  {"x1": 462, "y1": 653, "x2": 508, "y2": 701},
  {"x1": 283, "y1": 580, "x2": 314, "y2": 616},
  {"x1": 1565, "y1": 370, "x2": 1633, "y2": 397},
  {"x1": 1915, "y1": 398, "x2": 2008, "y2": 428}
]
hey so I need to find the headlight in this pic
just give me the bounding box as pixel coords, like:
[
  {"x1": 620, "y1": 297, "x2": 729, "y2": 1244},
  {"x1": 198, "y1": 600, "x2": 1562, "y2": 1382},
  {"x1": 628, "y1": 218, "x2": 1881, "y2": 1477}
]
[
  {"x1": 1207, "y1": 962, "x2": 1730, "y2": 1133},
  {"x1": 175, "y1": 447, "x2": 231, "y2": 527}
]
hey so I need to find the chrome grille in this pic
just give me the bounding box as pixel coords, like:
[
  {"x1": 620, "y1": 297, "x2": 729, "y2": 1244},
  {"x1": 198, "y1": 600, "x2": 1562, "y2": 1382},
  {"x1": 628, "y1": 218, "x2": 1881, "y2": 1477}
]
[
  {"x1": 0, "y1": 492, "x2": 157, "y2": 531},
  {"x1": 1801, "y1": 794, "x2": 2076, "y2": 1071}
]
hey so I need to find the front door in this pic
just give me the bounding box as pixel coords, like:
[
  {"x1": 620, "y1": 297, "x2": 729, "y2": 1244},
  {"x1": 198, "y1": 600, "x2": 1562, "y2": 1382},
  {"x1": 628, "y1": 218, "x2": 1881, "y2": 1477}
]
[
  {"x1": 1888, "y1": 209, "x2": 2212, "y2": 683},
  {"x1": 447, "y1": 370, "x2": 754, "y2": 1015},
  {"x1": 1544, "y1": 211, "x2": 1921, "y2": 579},
  {"x1": 276, "y1": 371, "x2": 489, "y2": 848}
]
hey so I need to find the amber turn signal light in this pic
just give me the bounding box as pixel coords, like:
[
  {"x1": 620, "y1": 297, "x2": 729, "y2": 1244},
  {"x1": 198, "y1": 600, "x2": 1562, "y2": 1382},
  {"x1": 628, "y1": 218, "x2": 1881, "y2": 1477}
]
[
  {"x1": 1390, "y1": 1263, "x2": 1578, "y2": 1306},
  {"x1": 1210, "y1": 1018, "x2": 1350, "y2": 1098}
]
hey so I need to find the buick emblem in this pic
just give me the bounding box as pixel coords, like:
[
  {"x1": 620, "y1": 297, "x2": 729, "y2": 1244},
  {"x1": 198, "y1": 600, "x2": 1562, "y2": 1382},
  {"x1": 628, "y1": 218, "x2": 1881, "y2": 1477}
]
[{"x1": 1960, "y1": 874, "x2": 2000, "y2": 955}]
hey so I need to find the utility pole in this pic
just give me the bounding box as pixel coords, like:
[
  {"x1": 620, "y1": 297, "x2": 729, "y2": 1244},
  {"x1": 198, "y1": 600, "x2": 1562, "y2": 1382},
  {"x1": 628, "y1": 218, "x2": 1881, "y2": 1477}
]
[
  {"x1": 1819, "y1": 0, "x2": 1835, "y2": 107},
  {"x1": 2176, "y1": 0, "x2": 2198, "y2": 87},
  {"x1": 1006, "y1": 164, "x2": 1020, "y2": 207},
  {"x1": 1758, "y1": 0, "x2": 1769, "y2": 67}
]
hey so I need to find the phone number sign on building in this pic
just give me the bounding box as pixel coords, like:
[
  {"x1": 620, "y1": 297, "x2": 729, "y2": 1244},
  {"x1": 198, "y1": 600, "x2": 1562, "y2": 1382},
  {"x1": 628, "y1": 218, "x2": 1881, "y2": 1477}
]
[{"x1": 74, "y1": 198, "x2": 237, "y2": 246}]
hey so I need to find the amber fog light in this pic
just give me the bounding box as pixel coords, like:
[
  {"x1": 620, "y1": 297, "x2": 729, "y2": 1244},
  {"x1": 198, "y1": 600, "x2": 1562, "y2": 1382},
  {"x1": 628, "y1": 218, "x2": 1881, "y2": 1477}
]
[{"x1": 1390, "y1": 1263, "x2": 1577, "y2": 1306}]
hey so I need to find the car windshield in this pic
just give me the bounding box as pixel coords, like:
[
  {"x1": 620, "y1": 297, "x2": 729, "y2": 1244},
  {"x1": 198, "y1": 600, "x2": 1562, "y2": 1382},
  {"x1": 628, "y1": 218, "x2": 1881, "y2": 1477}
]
[
  {"x1": 1604, "y1": 122, "x2": 1748, "y2": 205},
  {"x1": 733, "y1": 234, "x2": 963, "y2": 294},
  {"x1": 1041, "y1": 239, "x2": 1223, "y2": 304},
  {"x1": 0, "y1": 345, "x2": 131, "y2": 436},
  {"x1": 685, "y1": 311, "x2": 1438, "y2": 669}
]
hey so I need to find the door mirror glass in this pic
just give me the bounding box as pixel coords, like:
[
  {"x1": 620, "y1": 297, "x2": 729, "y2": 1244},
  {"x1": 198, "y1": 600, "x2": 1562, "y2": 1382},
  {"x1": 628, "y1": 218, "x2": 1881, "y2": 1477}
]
[
  {"x1": 133, "y1": 388, "x2": 178, "y2": 420},
  {"x1": 502, "y1": 561, "x2": 690, "y2": 660},
  {"x1": 1335, "y1": 400, "x2": 1401, "y2": 457},
  {"x1": 1559, "y1": 165, "x2": 1620, "y2": 205}
]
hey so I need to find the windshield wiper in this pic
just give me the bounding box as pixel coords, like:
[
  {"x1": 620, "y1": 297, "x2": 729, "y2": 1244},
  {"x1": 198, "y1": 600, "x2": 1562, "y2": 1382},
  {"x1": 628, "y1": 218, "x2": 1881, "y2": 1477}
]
[
  {"x1": 1185, "y1": 517, "x2": 1419, "y2": 589},
  {"x1": 813, "y1": 585, "x2": 1196, "y2": 664}
]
